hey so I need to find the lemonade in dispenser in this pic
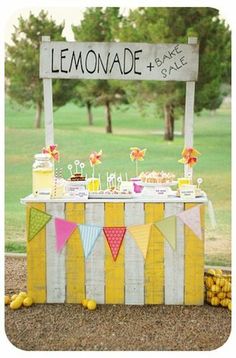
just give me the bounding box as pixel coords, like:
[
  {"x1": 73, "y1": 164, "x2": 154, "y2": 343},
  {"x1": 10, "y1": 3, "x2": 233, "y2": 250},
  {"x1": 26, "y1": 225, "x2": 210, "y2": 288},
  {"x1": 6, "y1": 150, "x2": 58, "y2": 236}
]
[{"x1": 32, "y1": 153, "x2": 54, "y2": 196}]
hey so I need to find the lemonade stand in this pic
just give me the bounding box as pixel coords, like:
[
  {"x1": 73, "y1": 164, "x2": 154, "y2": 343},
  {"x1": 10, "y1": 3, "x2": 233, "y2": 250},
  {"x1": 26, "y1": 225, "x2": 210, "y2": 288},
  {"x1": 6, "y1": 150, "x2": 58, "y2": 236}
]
[{"x1": 21, "y1": 36, "x2": 208, "y2": 305}]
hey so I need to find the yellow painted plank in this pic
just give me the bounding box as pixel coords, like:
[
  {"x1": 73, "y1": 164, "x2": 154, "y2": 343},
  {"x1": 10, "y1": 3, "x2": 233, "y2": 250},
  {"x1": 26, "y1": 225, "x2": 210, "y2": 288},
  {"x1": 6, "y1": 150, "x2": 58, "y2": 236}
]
[
  {"x1": 145, "y1": 203, "x2": 164, "y2": 304},
  {"x1": 65, "y1": 203, "x2": 85, "y2": 303},
  {"x1": 26, "y1": 202, "x2": 46, "y2": 303},
  {"x1": 105, "y1": 203, "x2": 124, "y2": 304},
  {"x1": 184, "y1": 203, "x2": 205, "y2": 305}
]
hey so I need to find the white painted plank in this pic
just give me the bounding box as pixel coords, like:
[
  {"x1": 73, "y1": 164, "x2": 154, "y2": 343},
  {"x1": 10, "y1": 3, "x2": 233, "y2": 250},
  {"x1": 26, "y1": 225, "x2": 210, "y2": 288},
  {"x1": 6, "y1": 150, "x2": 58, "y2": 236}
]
[
  {"x1": 184, "y1": 36, "x2": 198, "y2": 178},
  {"x1": 125, "y1": 203, "x2": 145, "y2": 305},
  {"x1": 85, "y1": 203, "x2": 104, "y2": 303},
  {"x1": 42, "y1": 36, "x2": 54, "y2": 146},
  {"x1": 40, "y1": 41, "x2": 199, "y2": 81},
  {"x1": 21, "y1": 193, "x2": 208, "y2": 204},
  {"x1": 46, "y1": 202, "x2": 65, "y2": 303},
  {"x1": 164, "y1": 203, "x2": 184, "y2": 304}
]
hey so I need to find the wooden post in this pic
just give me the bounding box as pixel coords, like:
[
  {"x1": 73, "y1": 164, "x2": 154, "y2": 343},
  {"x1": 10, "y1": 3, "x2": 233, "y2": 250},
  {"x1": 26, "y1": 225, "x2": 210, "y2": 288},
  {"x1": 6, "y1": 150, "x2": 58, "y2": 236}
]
[
  {"x1": 184, "y1": 37, "x2": 198, "y2": 178},
  {"x1": 42, "y1": 36, "x2": 54, "y2": 146}
]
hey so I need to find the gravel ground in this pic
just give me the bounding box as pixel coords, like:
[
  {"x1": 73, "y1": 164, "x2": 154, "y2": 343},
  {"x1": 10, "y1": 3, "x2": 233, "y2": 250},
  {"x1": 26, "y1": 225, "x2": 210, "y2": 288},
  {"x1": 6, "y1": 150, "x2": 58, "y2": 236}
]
[{"x1": 5, "y1": 257, "x2": 231, "y2": 351}]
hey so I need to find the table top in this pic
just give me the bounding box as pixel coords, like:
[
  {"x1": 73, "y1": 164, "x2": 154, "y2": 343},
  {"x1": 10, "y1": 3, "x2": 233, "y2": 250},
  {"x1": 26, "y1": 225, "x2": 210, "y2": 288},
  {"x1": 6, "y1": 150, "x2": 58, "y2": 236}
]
[{"x1": 21, "y1": 192, "x2": 208, "y2": 204}]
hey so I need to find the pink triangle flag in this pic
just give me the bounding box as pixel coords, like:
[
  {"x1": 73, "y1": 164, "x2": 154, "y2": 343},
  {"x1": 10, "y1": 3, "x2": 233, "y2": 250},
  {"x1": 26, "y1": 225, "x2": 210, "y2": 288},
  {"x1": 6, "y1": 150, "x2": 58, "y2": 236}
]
[
  {"x1": 55, "y1": 218, "x2": 77, "y2": 252},
  {"x1": 103, "y1": 227, "x2": 126, "y2": 261},
  {"x1": 177, "y1": 205, "x2": 203, "y2": 240}
]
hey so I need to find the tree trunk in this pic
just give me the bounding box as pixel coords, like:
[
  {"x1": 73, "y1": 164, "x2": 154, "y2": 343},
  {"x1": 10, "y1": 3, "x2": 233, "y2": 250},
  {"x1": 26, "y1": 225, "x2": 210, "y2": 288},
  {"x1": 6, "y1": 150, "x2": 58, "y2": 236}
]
[
  {"x1": 164, "y1": 103, "x2": 174, "y2": 141},
  {"x1": 86, "y1": 101, "x2": 93, "y2": 125},
  {"x1": 35, "y1": 102, "x2": 42, "y2": 129},
  {"x1": 105, "y1": 101, "x2": 112, "y2": 133}
]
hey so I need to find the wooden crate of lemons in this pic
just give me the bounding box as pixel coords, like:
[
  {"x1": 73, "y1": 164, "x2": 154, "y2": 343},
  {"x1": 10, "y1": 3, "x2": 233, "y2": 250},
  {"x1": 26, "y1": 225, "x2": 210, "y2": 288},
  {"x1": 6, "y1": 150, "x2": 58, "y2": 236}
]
[{"x1": 205, "y1": 269, "x2": 231, "y2": 311}]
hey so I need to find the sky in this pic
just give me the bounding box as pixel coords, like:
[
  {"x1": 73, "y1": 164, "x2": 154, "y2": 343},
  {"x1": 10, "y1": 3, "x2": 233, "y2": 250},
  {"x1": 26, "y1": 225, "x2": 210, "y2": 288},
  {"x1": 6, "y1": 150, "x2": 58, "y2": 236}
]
[{"x1": 4, "y1": 6, "x2": 231, "y2": 45}]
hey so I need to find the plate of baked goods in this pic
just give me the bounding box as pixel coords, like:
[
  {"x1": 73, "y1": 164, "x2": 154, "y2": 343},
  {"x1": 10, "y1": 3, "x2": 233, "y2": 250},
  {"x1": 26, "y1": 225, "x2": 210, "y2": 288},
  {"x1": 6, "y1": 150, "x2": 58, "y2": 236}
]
[
  {"x1": 89, "y1": 189, "x2": 134, "y2": 199},
  {"x1": 139, "y1": 170, "x2": 177, "y2": 187}
]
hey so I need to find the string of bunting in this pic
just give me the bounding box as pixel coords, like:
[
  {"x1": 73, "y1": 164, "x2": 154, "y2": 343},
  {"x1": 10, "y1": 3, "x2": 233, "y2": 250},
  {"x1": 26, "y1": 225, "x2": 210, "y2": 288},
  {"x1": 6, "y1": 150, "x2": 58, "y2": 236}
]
[{"x1": 27, "y1": 204, "x2": 204, "y2": 260}]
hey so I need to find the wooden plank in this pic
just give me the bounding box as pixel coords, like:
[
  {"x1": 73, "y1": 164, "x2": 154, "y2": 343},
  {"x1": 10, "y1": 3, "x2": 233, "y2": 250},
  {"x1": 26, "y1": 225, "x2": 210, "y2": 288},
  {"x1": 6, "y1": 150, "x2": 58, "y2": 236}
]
[
  {"x1": 40, "y1": 42, "x2": 199, "y2": 81},
  {"x1": 145, "y1": 203, "x2": 164, "y2": 304},
  {"x1": 105, "y1": 203, "x2": 125, "y2": 304},
  {"x1": 26, "y1": 203, "x2": 46, "y2": 303},
  {"x1": 42, "y1": 36, "x2": 54, "y2": 146},
  {"x1": 65, "y1": 203, "x2": 85, "y2": 303},
  {"x1": 124, "y1": 203, "x2": 144, "y2": 305},
  {"x1": 184, "y1": 36, "x2": 198, "y2": 178},
  {"x1": 85, "y1": 203, "x2": 104, "y2": 303},
  {"x1": 184, "y1": 203, "x2": 205, "y2": 305},
  {"x1": 164, "y1": 203, "x2": 184, "y2": 304},
  {"x1": 21, "y1": 194, "x2": 208, "y2": 204},
  {"x1": 46, "y1": 202, "x2": 65, "y2": 303}
]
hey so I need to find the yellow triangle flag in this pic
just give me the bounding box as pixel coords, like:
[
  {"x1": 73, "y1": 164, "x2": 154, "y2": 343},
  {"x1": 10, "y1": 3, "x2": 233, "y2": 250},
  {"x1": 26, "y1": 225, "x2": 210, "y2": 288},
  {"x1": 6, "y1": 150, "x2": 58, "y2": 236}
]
[
  {"x1": 155, "y1": 216, "x2": 176, "y2": 250},
  {"x1": 128, "y1": 224, "x2": 152, "y2": 259}
]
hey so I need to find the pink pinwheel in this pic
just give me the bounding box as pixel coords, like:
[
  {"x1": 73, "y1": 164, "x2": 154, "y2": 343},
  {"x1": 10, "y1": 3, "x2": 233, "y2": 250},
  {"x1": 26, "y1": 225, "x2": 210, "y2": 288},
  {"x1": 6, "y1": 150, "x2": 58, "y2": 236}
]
[{"x1": 42, "y1": 144, "x2": 59, "y2": 161}]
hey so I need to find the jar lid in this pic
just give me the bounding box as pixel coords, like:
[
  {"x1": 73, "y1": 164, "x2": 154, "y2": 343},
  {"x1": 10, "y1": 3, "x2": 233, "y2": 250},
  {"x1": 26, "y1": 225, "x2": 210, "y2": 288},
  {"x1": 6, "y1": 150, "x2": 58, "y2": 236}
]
[{"x1": 34, "y1": 153, "x2": 51, "y2": 160}]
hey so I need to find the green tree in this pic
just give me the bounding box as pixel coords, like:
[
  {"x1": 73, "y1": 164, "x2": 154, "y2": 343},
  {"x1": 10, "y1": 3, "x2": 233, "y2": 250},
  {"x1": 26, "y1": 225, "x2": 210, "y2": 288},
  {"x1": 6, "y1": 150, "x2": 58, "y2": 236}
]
[
  {"x1": 119, "y1": 7, "x2": 231, "y2": 140},
  {"x1": 72, "y1": 7, "x2": 127, "y2": 133},
  {"x1": 5, "y1": 10, "x2": 76, "y2": 128}
]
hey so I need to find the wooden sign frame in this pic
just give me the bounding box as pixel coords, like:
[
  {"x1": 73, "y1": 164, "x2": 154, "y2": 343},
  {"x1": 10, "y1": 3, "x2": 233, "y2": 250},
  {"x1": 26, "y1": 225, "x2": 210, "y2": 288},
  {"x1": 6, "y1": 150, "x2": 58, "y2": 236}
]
[{"x1": 40, "y1": 36, "x2": 199, "y2": 176}]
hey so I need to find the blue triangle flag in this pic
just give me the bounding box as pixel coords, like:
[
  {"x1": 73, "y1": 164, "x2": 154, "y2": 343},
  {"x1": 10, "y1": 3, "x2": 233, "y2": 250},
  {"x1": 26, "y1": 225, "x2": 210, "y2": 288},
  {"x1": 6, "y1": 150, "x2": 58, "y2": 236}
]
[{"x1": 78, "y1": 224, "x2": 102, "y2": 258}]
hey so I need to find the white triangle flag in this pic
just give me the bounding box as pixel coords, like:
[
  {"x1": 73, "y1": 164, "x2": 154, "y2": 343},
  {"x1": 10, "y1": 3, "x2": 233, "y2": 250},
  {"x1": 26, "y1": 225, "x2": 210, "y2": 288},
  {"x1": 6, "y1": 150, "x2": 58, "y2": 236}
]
[
  {"x1": 78, "y1": 224, "x2": 102, "y2": 258},
  {"x1": 177, "y1": 205, "x2": 203, "y2": 240}
]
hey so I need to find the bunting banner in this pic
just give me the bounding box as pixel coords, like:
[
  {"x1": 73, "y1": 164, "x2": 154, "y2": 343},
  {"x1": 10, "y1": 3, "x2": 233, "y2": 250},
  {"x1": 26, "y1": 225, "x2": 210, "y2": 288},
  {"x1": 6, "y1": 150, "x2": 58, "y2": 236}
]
[
  {"x1": 78, "y1": 224, "x2": 102, "y2": 259},
  {"x1": 155, "y1": 216, "x2": 177, "y2": 250},
  {"x1": 28, "y1": 207, "x2": 52, "y2": 241},
  {"x1": 177, "y1": 204, "x2": 203, "y2": 240},
  {"x1": 128, "y1": 224, "x2": 152, "y2": 259},
  {"x1": 55, "y1": 218, "x2": 77, "y2": 252},
  {"x1": 103, "y1": 227, "x2": 126, "y2": 261}
]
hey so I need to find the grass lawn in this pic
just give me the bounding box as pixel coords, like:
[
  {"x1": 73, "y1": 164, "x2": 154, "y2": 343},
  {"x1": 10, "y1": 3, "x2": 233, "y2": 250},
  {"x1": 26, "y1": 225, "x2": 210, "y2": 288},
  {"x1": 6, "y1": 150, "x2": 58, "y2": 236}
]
[{"x1": 5, "y1": 100, "x2": 231, "y2": 266}]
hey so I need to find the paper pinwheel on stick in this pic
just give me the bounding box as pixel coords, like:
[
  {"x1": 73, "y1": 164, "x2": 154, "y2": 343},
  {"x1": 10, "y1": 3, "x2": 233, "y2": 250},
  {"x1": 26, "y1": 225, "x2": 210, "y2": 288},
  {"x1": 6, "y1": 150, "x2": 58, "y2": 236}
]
[
  {"x1": 178, "y1": 147, "x2": 201, "y2": 167},
  {"x1": 42, "y1": 144, "x2": 59, "y2": 161},
  {"x1": 130, "y1": 147, "x2": 146, "y2": 177},
  {"x1": 89, "y1": 150, "x2": 102, "y2": 177}
]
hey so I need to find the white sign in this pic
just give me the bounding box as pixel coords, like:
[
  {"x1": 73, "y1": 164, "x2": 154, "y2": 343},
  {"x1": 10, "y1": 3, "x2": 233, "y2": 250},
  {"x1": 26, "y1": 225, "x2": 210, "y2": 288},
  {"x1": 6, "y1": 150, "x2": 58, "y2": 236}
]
[
  {"x1": 155, "y1": 187, "x2": 169, "y2": 198},
  {"x1": 179, "y1": 185, "x2": 196, "y2": 199},
  {"x1": 40, "y1": 41, "x2": 199, "y2": 81}
]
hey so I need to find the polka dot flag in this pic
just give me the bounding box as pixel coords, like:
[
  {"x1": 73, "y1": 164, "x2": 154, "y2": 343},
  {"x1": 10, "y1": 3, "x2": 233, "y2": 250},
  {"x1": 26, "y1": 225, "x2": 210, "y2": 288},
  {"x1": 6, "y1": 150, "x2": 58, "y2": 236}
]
[
  {"x1": 103, "y1": 227, "x2": 126, "y2": 261},
  {"x1": 28, "y1": 207, "x2": 52, "y2": 241}
]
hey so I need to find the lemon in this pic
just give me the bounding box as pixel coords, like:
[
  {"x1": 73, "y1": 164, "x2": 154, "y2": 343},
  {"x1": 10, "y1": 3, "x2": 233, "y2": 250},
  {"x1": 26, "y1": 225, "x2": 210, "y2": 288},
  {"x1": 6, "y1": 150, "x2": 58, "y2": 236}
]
[
  {"x1": 10, "y1": 299, "x2": 22, "y2": 310},
  {"x1": 215, "y1": 269, "x2": 223, "y2": 276},
  {"x1": 207, "y1": 291, "x2": 214, "y2": 299},
  {"x1": 15, "y1": 295, "x2": 24, "y2": 304},
  {"x1": 207, "y1": 269, "x2": 216, "y2": 275},
  {"x1": 217, "y1": 292, "x2": 226, "y2": 300},
  {"x1": 19, "y1": 292, "x2": 28, "y2": 299},
  {"x1": 23, "y1": 297, "x2": 33, "y2": 307},
  {"x1": 226, "y1": 292, "x2": 231, "y2": 299},
  {"x1": 87, "y1": 299, "x2": 97, "y2": 310},
  {"x1": 228, "y1": 301, "x2": 231, "y2": 311},
  {"x1": 211, "y1": 284, "x2": 220, "y2": 293},
  {"x1": 81, "y1": 299, "x2": 88, "y2": 308},
  {"x1": 222, "y1": 281, "x2": 231, "y2": 293},
  {"x1": 220, "y1": 298, "x2": 230, "y2": 307},
  {"x1": 11, "y1": 294, "x2": 18, "y2": 301},
  {"x1": 5, "y1": 295, "x2": 11, "y2": 305},
  {"x1": 219, "y1": 278, "x2": 226, "y2": 287},
  {"x1": 211, "y1": 297, "x2": 220, "y2": 306},
  {"x1": 205, "y1": 277, "x2": 214, "y2": 289}
]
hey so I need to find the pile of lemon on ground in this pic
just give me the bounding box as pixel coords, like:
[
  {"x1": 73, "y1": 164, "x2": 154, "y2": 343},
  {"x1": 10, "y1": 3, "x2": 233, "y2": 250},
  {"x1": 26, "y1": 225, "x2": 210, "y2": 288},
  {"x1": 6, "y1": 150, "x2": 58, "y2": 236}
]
[
  {"x1": 5, "y1": 292, "x2": 33, "y2": 310},
  {"x1": 205, "y1": 268, "x2": 231, "y2": 311},
  {"x1": 81, "y1": 298, "x2": 97, "y2": 310}
]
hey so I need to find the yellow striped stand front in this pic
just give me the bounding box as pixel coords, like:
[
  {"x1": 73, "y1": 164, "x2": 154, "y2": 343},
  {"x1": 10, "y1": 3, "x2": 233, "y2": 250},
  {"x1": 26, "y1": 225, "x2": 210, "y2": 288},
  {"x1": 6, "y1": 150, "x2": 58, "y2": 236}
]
[
  {"x1": 144, "y1": 203, "x2": 164, "y2": 304},
  {"x1": 105, "y1": 203, "x2": 125, "y2": 304},
  {"x1": 26, "y1": 203, "x2": 46, "y2": 303},
  {"x1": 65, "y1": 203, "x2": 85, "y2": 303},
  {"x1": 184, "y1": 203, "x2": 205, "y2": 305}
]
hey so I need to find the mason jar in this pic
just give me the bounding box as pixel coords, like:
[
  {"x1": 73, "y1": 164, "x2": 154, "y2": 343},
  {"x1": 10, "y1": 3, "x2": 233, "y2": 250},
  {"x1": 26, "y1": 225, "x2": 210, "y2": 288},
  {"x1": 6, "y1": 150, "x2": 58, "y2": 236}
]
[{"x1": 32, "y1": 153, "x2": 53, "y2": 196}]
